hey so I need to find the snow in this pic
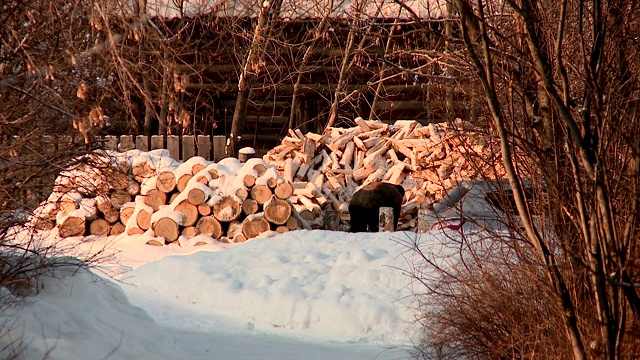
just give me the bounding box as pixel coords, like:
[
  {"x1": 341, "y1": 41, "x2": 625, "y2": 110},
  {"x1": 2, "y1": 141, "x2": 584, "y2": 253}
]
[{"x1": 1, "y1": 226, "x2": 442, "y2": 359}]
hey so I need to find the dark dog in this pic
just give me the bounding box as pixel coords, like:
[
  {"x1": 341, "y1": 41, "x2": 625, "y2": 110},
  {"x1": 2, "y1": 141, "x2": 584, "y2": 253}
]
[{"x1": 348, "y1": 182, "x2": 405, "y2": 232}]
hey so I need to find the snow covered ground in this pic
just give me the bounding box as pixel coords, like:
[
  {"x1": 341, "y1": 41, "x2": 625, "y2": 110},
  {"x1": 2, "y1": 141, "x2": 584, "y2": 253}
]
[{"x1": 0, "y1": 228, "x2": 455, "y2": 360}]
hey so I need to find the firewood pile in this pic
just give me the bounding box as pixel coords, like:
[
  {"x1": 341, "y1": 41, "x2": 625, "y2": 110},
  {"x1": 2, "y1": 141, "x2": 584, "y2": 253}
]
[
  {"x1": 263, "y1": 117, "x2": 503, "y2": 230},
  {"x1": 32, "y1": 116, "x2": 502, "y2": 242},
  {"x1": 32, "y1": 150, "x2": 304, "y2": 244}
]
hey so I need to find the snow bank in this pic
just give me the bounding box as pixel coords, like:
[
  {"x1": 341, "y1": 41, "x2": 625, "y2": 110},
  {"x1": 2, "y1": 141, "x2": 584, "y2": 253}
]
[{"x1": 0, "y1": 261, "x2": 185, "y2": 360}]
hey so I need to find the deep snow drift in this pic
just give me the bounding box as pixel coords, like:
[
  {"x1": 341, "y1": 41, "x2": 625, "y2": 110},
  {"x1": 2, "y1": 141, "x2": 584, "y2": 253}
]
[{"x1": 0, "y1": 229, "x2": 453, "y2": 359}]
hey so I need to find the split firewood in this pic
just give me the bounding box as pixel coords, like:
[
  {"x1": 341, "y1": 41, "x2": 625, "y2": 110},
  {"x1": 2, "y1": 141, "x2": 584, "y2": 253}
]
[
  {"x1": 293, "y1": 203, "x2": 316, "y2": 222},
  {"x1": 212, "y1": 195, "x2": 242, "y2": 222},
  {"x1": 297, "y1": 194, "x2": 322, "y2": 216},
  {"x1": 283, "y1": 158, "x2": 294, "y2": 182},
  {"x1": 263, "y1": 196, "x2": 292, "y2": 225},
  {"x1": 354, "y1": 116, "x2": 371, "y2": 132},
  {"x1": 242, "y1": 213, "x2": 270, "y2": 239},
  {"x1": 195, "y1": 216, "x2": 222, "y2": 239}
]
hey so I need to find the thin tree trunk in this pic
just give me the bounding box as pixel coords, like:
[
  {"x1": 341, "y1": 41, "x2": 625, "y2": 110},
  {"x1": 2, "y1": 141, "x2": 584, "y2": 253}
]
[
  {"x1": 289, "y1": 1, "x2": 333, "y2": 129},
  {"x1": 326, "y1": 16, "x2": 358, "y2": 129},
  {"x1": 454, "y1": 1, "x2": 587, "y2": 358},
  {"x1": 369, "y1": 18, "x2": 398, "y2": 122},
  {"x1": 230, "y1": 0, "x2": 282, "y2": 156}
]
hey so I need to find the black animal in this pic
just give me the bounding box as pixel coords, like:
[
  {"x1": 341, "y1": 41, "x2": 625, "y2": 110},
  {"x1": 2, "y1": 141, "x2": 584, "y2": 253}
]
[{"x1": 348, "y1": 182, "x2": 405, "y2": 232}]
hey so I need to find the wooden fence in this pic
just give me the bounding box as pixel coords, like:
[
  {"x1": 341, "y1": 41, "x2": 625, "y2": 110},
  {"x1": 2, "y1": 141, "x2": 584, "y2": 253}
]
[{"x1": 102, "y1": 134, "x2": 229, "y2": 162}]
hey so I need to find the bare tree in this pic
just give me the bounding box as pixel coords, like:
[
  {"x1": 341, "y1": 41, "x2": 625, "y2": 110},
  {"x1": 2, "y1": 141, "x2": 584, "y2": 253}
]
[{"x1": 402, "y1": 0, "x2": 640, "y2": 358}]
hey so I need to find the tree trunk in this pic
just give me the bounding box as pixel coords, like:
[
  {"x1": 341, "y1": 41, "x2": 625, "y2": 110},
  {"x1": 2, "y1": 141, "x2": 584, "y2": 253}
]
[{"x1": 229, "y1": 0, "x2": 283, "y2": 156}]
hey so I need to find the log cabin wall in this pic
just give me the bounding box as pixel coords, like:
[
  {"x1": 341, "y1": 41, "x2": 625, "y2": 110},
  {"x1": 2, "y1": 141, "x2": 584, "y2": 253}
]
[{"x1": 107, "y1": 16, "x2": 471, "y2": 155}]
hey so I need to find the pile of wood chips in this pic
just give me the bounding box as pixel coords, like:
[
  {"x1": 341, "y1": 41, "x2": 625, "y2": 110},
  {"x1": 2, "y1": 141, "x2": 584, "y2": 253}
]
[{"x1": 34, "y1": 117, "x2": 503, "y2": 242}]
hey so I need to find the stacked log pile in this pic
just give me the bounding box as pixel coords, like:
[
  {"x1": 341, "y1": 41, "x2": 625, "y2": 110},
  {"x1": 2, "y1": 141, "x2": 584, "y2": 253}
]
[
  {"x1": 263, "y1": 117, "x2": 502, "y2": 229},
  {"x1": 33, "y1": 117, "x2": 500, "y2": 241},
  {"x1": 33, "y1": 153, "x2": 142, "y2": 237},
  {"x1": 34, "y1": 150, "x2": 305, "y2": 244}
]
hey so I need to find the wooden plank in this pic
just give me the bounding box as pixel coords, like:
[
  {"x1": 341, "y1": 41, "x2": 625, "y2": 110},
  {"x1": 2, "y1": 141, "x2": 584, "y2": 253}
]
[
  {"x1": 197, "y1": 135, "x2": 211, "y2": 160},
  {"x1": 151, "y1": 135, "x2": 164, "y2": 150},
  {"x1": 213, "y1": 135, "x2": 227, "y2": 162},
  {"x1": 182, "y1": 135, "x2": 195, "y2": 160},
  {"x1": 167, "y1": 135, "x2": 180, "y2": 160},
  {"x1": 119, "y1": 135, "x2": 134, "y2": 152},
  {"x1": 136, "y1": 135, "x2": 149, "y2": 151},
  {"x1": 104, "y1": 136, "x2": 118, "y2": 151}
]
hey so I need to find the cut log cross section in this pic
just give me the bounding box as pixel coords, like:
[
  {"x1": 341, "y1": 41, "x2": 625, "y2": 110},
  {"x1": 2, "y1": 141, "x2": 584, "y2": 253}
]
[
  {"x1": 250, "y1": 185, "x2": 272, "y2": 205},
  {"x1": 59, "y1": 217, "x2": 86, "y2": 238},
  {"x1": 156, "y1": 172, "x2": 176, "y2": 193},
  {"x1": 90, "y1": 218, "x2": 110, "y2": 236},
  {"x1": 175, "y1": 201, "x2": 199, "y2": 227},
  {"x1": 263, "y1": 196, "x2": 292, "y2": 225},
  {"x1": 195, "y1": 216, "x2": 223, "y2": 239},
  {"x1": 213, "y1": 196, "x2": 242, "y2": 222},
  {"x1": 242, "y1": 214, "x2": 270, "y2": 239},
  {"x1": 144, "y1": 189, "x2": 167, "y2": 211},
  {"x1": 154, "y1": 217, "x2": 179, "y2": 243}
]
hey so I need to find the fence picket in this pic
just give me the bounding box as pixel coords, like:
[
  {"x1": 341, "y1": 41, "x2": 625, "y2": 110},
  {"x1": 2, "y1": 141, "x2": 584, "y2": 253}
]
[
  {"x1": 119, "y1": 135, "x2": 134, "y2": 151},
  {"x1": 167, "y1": 135, "x2": 180, "y2": 160},
  {"x1": 100, "y1": 135, "x2": 229, "y2": 162},
  {"x1": 213, "y1": 135, "x2": 227, "y2": 162},
  {"x1": 136, "y1": 135, "x2": 149, "y2": 151},
  {"x1": 197, "y1": 135, "x2": 211, "y2": 160},
  {"x1": 151, "y1": 135, "x2": 163, "y2": 150},
  {"x1": 182, "y1": 135, "x2": 195, "y2": 160},
  {"x1": 105, "y1": 136, "x2": 118, "y2": 151}
]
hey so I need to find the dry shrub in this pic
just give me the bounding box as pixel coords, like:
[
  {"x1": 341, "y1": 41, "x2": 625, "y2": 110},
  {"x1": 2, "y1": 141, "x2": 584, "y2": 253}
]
[{"x1": 404, "y1": 232, "x2": 575, "y2": 360}]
